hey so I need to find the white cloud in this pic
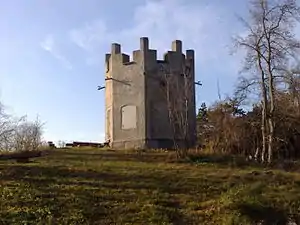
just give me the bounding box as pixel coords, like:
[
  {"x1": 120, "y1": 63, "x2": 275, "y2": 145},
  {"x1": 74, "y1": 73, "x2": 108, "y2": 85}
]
[
  {"x1": 69, "y1": 20, "x2": 108, "y2": 52},
  {"x1": 40, "y1": 34, "x2": 72, "y2": 70},
  {"x1": 69, "y1": 0, "x2": 242, "y2": 75}
]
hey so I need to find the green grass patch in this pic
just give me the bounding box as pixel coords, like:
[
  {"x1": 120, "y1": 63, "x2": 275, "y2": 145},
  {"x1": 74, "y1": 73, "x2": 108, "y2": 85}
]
[{"x1": 1, "y1": 148, "x2": 300, "y2": 224}]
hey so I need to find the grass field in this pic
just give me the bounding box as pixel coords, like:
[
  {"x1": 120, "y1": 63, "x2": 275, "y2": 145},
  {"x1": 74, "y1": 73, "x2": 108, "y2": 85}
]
[{"x1": 1, "y1": 148, "x2": 300, "y2": 225}]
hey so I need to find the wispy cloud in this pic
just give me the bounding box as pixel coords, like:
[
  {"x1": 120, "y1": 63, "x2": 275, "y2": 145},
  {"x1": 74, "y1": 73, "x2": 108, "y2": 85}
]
[
  {"x1": 68, "y1": 0, "x2": 242, "y2": 75},
  {"x1": 69, "y1": 20, "x2": 108, "y2": 52},
  {"x1": 40, "y1": 34, "x2": 72, "y2": 70}
]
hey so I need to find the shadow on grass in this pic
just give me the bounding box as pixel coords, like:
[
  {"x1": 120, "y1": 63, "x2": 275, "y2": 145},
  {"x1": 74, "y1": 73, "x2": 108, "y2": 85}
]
[
  {"x1": 0, "y1": 163, "x2": 225, "y2": 198},
  {"x1": 0, "y1": 164, "x2": 198, "y2": 224},
  {"x1": 188, "y1": 153, "x2": 300, "y2": 172},
  {"x1": 48, "y1": 149, "x2": 171, "y2": 164},
  {"x1": 2, "y1": 149, "x2": 300, "y2": 224},
  {"x1": 236, "y1": 203, "x2": 288, "y2": 225},
  {"x1": 217, "y1": 182, "x2": 299, "y2": 225}
]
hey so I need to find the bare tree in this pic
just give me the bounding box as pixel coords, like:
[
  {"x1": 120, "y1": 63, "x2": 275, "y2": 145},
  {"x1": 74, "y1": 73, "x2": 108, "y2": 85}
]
[
  {"x1": 12, "y1": 116, "x2": 44, "y2": 152},
  {"x1": 0, "y1": 103, "x2": 44, "y2": 153},
  {"x1": 0, "y1": 103, "x2": 24, "y2": 152},
  {"x1": 0, "y1": 108, "x2": 13, "y2": 151},
  {"x1": 160, "y1": 57, "x2": 195, "y2": 158},
  {"x1": 234, "y1": 0, "x2": 300, "y2": 163},
  {"x1": 57, "y1": 140, "x2": 66, "y2": 148}
]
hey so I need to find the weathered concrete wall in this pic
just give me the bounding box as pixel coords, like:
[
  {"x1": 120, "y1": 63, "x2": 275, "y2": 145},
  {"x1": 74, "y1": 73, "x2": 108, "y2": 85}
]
[
  {"x1": 144, "y1": 40, "x2": 196, "y2": 148},
  {"x1": 105, "y1": 37, "x2": 196, "y2": 149},
  {"x1": 105, "y1": 42, "x2": 146, "y2": 149},
  {"x1": 186, "y1": 50, "x2": 197, "y2": 147}
]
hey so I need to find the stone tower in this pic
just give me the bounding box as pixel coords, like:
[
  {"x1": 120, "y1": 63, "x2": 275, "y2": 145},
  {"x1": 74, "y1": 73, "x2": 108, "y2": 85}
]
[{"x1": 105, "y1": 37, "x2": 196, "y2": 149}]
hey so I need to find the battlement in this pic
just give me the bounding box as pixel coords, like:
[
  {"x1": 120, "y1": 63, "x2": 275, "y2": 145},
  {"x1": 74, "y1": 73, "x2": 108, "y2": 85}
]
[
  {"x1": 105, "y1": 37, "x2": 194, "y2": 71},
  {"x1": 104, "y1": 36, "x2": 197, "y2": 150}
]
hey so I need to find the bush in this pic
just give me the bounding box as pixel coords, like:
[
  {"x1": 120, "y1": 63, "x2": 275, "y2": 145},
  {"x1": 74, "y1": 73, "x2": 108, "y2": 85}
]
[{"x1": 0, "y1": 103, "x2": 44, "y2": 153}]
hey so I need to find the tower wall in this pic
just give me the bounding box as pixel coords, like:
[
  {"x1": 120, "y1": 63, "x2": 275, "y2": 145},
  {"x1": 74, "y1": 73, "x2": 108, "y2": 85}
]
[
  {"x1": 144, "y1": 40, "x2": 196, "y2": 149},
  {"x1": 105, "y1": 37, "x2": 196, "y2": 149},
  {"x1": 105, "y1": 41, "x2": 147, "y2": 149}
]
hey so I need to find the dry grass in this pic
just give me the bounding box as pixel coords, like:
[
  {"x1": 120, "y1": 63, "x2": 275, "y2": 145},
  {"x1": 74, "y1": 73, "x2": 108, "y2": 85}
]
[{"x1": 1, "y1": 148, "x2": 300, "y2": 224}]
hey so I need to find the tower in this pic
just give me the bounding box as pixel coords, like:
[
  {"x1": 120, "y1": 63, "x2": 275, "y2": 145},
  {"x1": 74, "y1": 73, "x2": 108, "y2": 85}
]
[{"x1": 105, "y1": 37, "x2": 196, "y2": 149}]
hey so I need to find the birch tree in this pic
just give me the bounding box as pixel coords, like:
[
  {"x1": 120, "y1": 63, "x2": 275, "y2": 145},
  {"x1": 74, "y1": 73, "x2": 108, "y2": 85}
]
[{"x1": 234, "y1": 0, "x2": 300, "y2": 163}]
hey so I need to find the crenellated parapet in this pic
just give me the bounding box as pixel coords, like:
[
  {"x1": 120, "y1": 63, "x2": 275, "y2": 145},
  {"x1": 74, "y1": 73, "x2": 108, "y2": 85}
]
[
  {"x1": 104, "y1": 37, "x2": 197, "y2": 150},
  {"x1": 104, "y1": 37, "x2": 195, "y2": 74}
]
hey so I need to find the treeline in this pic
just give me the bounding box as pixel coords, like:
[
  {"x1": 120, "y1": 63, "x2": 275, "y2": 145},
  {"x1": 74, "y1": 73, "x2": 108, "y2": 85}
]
[
  {"x1": 197, "y1": 90, "x2": 300, "y2": 160},
  {"x1": 196, "y1": 0, "x2": 300, "y2": 163}
]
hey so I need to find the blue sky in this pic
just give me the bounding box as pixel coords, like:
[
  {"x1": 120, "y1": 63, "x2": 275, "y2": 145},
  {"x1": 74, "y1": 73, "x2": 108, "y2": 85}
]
[{"x1": 0, "y1": 0, "x2": 249, "y2": 143}]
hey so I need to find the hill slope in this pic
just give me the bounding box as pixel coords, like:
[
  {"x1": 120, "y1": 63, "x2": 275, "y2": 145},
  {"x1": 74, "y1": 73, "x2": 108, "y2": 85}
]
[{"x1": 1, "y1": 149, "x2": 300, "y2": 224}]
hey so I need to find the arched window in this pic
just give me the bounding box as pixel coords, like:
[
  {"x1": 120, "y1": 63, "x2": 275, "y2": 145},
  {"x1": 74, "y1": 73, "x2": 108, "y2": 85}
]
[{"x1": 121, "y1": 105, "x2": 137, "y2": 130}]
